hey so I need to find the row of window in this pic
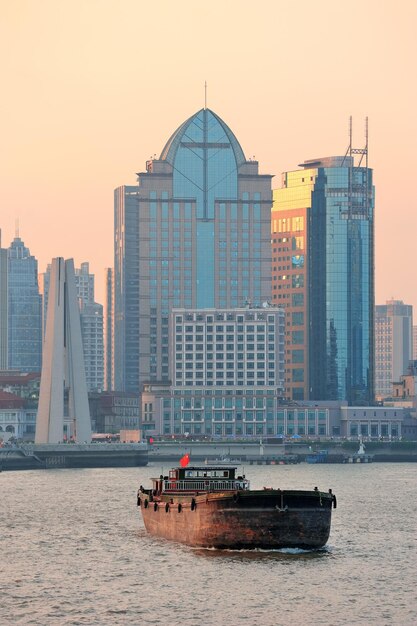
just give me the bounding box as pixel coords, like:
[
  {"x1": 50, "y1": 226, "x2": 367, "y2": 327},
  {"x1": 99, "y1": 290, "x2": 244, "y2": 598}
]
[
  {"x1": 175, "y1": 372, "x2": 276, "y2": 380},
  {"x1": 175, "y1": 352, "x2": 276, "y2": 361},
  {"x1": 176, "y1": 358, "x2": 275, "y2": 366},
  {"x1": 174, "y1": 338, "x2": 275, "y2": 345},
  {"x1": 164, "y1": 407, "x2": 325, "y2": 420},
  {"x1": 170, "y1": 398, "x2": 273, "y2": 409},
  {"x1": 164, "y1": 410, "x2": 326, "y2": 422},
  {"x1": 349, "y1": 424, "x2": 399, "y2": 437},
  {"x1": 168, "y1": 389, "x2": 277, "y2": 398},
  {"x1": 162, "y1": 424, "x2": 327, "y2": 436},
  {"x1": 175, "y1": 314, "x2": 276, "y2": 323},
  {"x1": 177, "y1": 333, "x2": 272, "y2": 341},
  {"x1": 160, "y1": 408, "x2": 326, "y2": 426},
  {"x1": 178, "y1": 323, "x2": 276, "y2": 332},
  {"x1": 177, "y1": 343, "x2": 274, "y2": 351},
  {"x1": 272, "y1": 217, "x2": 305, "y2": 233}
]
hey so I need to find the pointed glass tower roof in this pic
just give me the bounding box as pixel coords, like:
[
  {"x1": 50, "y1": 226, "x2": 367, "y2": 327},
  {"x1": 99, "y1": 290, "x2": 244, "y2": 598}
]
[{"x1": 160, "y1": 108, "x2": 246, "y2": 167}]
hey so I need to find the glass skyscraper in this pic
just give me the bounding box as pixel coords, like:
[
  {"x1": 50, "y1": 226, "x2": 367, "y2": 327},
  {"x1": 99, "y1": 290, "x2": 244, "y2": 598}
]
[
  {"x1": 114, "y1": 108, "x2": 273, "y2": 392},
  {"x1": 273, "y1": 156, "x2": 375, "y2": 405},
  {"x1": 7, "y1": 236, "x2": 42, "y2": 372}
]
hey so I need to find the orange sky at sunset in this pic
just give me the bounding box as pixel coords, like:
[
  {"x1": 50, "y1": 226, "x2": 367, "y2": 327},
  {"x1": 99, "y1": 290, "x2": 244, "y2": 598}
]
[{"x1": 1, "y1": 0, "x2": 416, "y2": 309}]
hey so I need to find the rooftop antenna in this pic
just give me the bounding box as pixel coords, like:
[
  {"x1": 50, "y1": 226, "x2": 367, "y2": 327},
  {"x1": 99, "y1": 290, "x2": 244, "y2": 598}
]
[
  {"x1": 342, "y1": 116, "x2": 352, "y2": 166},
  {"x1": 204, "y1": 81, "x2": 207, "y2": 110},
  {"x1": 357, "y1": 116, "x2": 368, "y2": 168},
  {"x1": 15, "y1": 218, "x2": 19, "y2": 238},
  {"x1": 342, "y1": 116, "x2": 369, "y2": 217}
]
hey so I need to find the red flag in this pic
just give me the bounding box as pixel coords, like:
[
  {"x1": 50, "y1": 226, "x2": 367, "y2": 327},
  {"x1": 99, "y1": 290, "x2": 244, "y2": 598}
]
[{"x1": 180, "y1": 453, "x2": 190, "y2": 467}]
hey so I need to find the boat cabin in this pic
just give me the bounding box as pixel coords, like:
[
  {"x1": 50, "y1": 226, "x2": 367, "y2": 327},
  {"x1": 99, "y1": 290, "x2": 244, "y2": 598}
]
[{"x1": 151, "y1": 466, "x2": 250, "y2": 494}]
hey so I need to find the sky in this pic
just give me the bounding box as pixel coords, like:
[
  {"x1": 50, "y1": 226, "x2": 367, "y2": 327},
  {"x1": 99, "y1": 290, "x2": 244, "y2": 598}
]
[{"x1": 1, "y1": 0, "x2": 416, "y2": 310}]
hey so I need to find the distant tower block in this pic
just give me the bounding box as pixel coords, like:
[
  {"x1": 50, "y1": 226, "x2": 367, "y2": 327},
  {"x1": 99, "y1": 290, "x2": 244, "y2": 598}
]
[{"x1": 35, "y1": 258, "x2": 92, "y2": 443}]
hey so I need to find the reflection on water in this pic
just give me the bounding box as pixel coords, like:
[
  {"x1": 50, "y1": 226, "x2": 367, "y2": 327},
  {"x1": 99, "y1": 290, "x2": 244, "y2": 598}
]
[{"x1": 1, "y1": 463, "x2": 416, "y2": 626}]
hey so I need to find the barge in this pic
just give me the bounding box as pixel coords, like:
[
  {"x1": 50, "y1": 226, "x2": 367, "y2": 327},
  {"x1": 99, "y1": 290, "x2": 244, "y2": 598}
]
[{"x1": 137, "y1": 464, "x2": 336, "y2": 549}]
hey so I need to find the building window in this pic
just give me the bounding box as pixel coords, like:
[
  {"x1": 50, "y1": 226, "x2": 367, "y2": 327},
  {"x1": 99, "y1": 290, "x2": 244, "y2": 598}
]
[
  {"x1": 291, "y1": 331, "x2": 304, "y2": 344},
  {"x1": 292, "y1": 293, "x2": 304, "y2": 307},
  {"x1": 292, "y1": 349, "x2": 304, "y2": 363},
  {"x1": 292, "y1": 368, "x2": 304, "y2": 382},
  {"x1": 292, "y1": 312, "x2": 304, "y2": 326}
]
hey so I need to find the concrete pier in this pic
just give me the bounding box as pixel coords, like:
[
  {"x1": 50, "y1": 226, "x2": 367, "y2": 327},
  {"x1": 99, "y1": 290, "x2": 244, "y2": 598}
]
[{"x1": 0, "y1": 443, "x2": 148, "y2": 471}]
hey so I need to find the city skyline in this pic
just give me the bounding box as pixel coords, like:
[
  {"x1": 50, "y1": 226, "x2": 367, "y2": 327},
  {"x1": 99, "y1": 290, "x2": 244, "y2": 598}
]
[{"x1": 1, "y1": 1, "x2": 417, "y2": 311}]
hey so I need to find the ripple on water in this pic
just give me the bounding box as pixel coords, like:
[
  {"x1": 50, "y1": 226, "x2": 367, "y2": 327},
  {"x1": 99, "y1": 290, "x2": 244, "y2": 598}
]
[{"x1": 1, "y1": 464, "x2": 417, "y2": 626}]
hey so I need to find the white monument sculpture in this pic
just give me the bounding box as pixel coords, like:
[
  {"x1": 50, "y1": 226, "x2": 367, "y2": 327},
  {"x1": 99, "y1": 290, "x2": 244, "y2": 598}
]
[{"x1": 35, "y1": 258, "x2": 92, "y2": 443}]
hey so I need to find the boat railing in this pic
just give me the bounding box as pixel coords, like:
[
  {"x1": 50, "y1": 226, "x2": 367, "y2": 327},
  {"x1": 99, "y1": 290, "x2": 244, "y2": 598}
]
[{"x1": 163, "y1": 479, "x2": 249, "y2": 493}]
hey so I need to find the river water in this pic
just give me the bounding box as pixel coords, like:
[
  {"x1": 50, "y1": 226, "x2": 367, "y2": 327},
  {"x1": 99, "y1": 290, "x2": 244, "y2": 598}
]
[{"x1": 1, "y1": 463, "x2": 416, "y2": 626}]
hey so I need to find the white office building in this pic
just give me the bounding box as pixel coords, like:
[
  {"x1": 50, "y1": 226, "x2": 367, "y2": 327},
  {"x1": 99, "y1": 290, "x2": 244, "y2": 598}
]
[
  {"x1": 375, "y1": 300, "x2": 413, "y2": 398},
  {"x1": 141, "y1": 305, "x2": 286, "y2": 437}
]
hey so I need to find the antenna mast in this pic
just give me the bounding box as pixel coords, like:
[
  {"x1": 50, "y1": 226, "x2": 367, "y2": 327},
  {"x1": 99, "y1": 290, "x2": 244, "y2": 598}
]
[
  {"x1": 342, "y1": 116, "x2": 369, "y2": 217},
  {"x1": 204, "y1": 81, "x2": 207, "y2": 109}
]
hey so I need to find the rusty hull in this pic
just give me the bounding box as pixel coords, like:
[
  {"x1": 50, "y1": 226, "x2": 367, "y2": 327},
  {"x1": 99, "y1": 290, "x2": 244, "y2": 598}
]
[{"x1": 139, "y1": 490, "x2": 333, "y2": 549}]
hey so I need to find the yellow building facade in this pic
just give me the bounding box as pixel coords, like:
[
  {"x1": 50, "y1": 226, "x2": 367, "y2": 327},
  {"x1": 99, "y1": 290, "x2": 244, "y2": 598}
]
[{"x1": 272, "y1": 167, "x2": 317, "y2": 401}]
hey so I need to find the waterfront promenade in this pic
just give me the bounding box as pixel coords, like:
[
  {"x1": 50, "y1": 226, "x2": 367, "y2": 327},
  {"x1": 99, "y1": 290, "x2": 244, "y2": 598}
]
[
  {"x1": 2, "y1": 439, "x2": 416, "y2": 471},
  {"x1": 147, "y1": 439, "x2": 417, "y2": 463}
]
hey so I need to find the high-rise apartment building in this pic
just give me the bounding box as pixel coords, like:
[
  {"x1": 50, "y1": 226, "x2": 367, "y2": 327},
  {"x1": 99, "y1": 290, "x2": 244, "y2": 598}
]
[
  {"x1": 114, "y1": 108, "x2": 273, "y2": 393},
  {"x1": 74, "y1": 262, "x2": 104, "y2": 392},
  {"x1": 375, "y1": 300, "x2": 413, "y2": 398},
  {"x1": 79, "y1": 300, "x2": 104, "y2": 392},
  {"x1": 273, "y1": 150, "x2": 375, "y2": 405},
  {"x1": 75, "y1": 262, "x2": 94, "y2": 304},
  {"x1": 7, "y1": 236, "x2": 42, "y2": 373},
  {"x1": 413, "y1": 326, "x2": 417, "y2": 360},
  {"x1": 0, "y1": 232, "x2": 7, "y2": 369},
  {"x1": 104, "y1": 268, "x2": 113, "y2": 391},
  {"x1": 38, "y1": 263, "x2": 50, "y2": 338}
]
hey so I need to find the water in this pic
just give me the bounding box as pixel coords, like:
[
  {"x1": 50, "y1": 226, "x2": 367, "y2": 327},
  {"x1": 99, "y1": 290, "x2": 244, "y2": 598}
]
[{"x1": 1, "y1": 463, "x2": 416, "y2": 626}]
